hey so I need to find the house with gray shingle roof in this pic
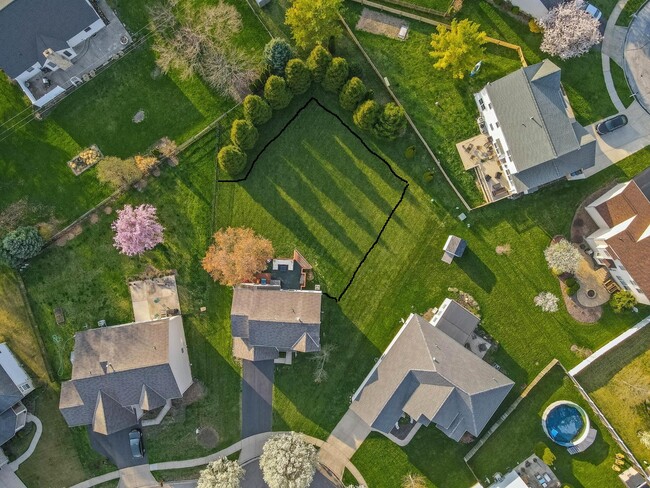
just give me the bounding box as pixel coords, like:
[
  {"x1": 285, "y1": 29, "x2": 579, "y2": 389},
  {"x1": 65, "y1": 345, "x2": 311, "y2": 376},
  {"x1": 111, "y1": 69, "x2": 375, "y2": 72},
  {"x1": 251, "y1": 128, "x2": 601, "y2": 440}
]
[
  {"x1": 350, "y1": 300, "x2": 513, "y2": 444},
  {"x1": 0, "y1": 343, "x2": 34, "y2": 446},
  {"x1": 59, "y1": 316, "x2": 192, "y2": 435},
  {"x1": 473, "y1": 59, "x2": 596, "y2": 196},
  {"x1": 0, "y1": 0, "x2": 107, "y2": 106},
  {"x1": 231, "y1": 284, "x2": 322, "y2": 364}
]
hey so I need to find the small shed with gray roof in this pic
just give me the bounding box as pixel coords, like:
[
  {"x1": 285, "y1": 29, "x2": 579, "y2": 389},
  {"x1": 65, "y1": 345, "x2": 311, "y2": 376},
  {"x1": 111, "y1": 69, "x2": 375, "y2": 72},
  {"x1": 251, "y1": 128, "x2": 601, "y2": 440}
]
[
  {"x1": 59, "y1": 316, "x2": 192, "y2": 435},
  {"x1": 350, "y1": 301, "x2": 513, "y2": 443},
  {"x1": 231, "y1": 284, "x2": 322, "y2": 363}
]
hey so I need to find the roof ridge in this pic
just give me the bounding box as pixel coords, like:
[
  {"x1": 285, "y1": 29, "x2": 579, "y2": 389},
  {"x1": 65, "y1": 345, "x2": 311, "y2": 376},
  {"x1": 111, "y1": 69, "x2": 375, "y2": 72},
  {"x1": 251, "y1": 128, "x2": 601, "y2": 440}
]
[{"x1": 521, "y1": 64, "x2": 558, "y2": 158}]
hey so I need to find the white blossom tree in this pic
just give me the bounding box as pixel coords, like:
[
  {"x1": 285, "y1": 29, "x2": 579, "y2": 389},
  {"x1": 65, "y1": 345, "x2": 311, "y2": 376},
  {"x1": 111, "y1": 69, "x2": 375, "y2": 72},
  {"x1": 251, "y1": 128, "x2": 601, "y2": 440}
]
[
  {"x1": 197, "y1": 458, "x2": 245, "y2": 488},
  {"x1": 260, "y1": 432, "x2": 318, "y2": 488},
  {"x1": 539, "y1": 0, "x2": 603, "y2": 60},
  {"x1": 544, "y1": 239, "x2": 581, "y2": 275},
  {"x1": 534, "y1": 292, "x2": 560, "y2": 312}
]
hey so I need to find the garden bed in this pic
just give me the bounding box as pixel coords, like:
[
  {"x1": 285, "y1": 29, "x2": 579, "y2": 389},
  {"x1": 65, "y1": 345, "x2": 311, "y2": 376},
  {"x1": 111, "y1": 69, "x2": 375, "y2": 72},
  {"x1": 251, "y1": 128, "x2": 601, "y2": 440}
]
[{"x1": 67, "y1": 145, "x2": 103, "y2": 175}]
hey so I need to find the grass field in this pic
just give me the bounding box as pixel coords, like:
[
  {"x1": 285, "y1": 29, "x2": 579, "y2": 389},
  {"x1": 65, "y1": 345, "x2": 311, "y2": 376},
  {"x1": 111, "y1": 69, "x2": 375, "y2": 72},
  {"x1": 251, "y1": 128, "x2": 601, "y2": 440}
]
[
  {"x1": 577, "y1": 325, "x2": 650, "y2": 464},
  {"x1": 470, "y1": 365, "x2": 624, "y2": 488},
  {"x1": 343, "y1": 1, "x2": 618, "y2": 204},
  {"x1": 617, "y1": 0, "x2": 646, "y2": 25},
  {"x1": 0, "y1": 0, "x2": 269, "y2": 232},
  {"x1": 611, "y1": 60, "x2": 634, "y2": 109}
]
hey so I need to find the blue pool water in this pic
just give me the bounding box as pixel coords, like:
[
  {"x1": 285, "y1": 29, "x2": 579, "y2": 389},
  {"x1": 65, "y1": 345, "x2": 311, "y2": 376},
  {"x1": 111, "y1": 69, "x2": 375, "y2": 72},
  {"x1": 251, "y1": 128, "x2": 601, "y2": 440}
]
[{"x1": 545, "y1": 404, "x2": 584, "y2": 445}]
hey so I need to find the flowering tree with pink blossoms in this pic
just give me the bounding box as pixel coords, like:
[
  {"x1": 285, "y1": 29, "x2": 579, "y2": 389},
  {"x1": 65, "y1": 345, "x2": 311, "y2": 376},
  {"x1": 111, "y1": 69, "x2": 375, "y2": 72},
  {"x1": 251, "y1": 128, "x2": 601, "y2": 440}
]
[
  {"x1": 539, "y1": 0, "x2": 603, "y2": 60},
  {"x1": 112, "y1": 204, "x2": 164, "y2": 256}
]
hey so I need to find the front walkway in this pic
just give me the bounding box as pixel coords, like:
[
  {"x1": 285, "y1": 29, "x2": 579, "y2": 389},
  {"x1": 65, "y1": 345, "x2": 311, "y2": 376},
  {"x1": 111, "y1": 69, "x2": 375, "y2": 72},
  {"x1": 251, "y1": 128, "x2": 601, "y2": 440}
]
[
  {"x1": 8, "y1": 414, "x2": 41, "y2": 471},
  {"x1": 318, "y1": 410, "x2": 371, "y2": 479}
]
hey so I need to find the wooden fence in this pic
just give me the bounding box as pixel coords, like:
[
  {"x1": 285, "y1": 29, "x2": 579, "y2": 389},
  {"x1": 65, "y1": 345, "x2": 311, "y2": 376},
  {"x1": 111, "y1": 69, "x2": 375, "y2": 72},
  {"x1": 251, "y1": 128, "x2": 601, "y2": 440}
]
[{"x1": 485, "y1": 36, "x2": 528, "y2": 67}]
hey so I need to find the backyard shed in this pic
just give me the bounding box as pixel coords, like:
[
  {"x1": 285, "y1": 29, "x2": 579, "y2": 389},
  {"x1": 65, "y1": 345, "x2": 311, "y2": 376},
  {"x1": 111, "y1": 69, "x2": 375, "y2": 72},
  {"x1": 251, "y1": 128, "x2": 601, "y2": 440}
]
[{"x1": 442, "y1": 235, "x2": 467, "y2": 264}]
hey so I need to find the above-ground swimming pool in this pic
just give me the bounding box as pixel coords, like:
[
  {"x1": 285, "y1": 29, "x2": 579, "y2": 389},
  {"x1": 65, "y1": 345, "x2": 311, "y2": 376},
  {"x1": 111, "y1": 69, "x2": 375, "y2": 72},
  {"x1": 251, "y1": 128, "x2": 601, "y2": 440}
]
[{"x1": 542, "y1": 401, "x2": 590, "y2": 447}]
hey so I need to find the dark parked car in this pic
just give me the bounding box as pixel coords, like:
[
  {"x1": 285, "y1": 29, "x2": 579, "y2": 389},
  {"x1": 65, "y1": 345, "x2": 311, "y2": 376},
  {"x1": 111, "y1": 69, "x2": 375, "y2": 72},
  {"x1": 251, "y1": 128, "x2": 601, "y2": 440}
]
[
  {"x1": 596, "y1": 114, "x2": 628, "y2": 134},
  {"x1": 129, "y1": 429, "x2": 145, "y2": 458}
]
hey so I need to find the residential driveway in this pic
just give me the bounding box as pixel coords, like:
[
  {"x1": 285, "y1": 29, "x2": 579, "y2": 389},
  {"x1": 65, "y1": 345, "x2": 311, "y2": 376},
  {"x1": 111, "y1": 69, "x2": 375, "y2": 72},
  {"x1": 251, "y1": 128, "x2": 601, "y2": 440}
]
[
  {"x1": 584, "y1": 101, "x2": 650, "y2": 177},
  {"x1": 318, "y1": 410, "x2": 371, "y2": 479},
  {"x1": 624, "y1": 0, "x2": 650, "y2": 113},
  {"x1": 89, "y1": 426, "x2": 148, "y2": 469},
  {"x1": 241, "y1": 360, "x2": 275, "y2": 439}
]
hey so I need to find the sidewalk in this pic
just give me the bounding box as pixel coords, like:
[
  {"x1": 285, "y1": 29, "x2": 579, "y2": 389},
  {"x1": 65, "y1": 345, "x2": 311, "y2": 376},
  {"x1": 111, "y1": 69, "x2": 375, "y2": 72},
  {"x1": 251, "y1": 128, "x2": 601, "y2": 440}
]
[
  {"x1": 8, "y1": 414, "x2": 41, "y2": 471},
  {"x1": 601, "y1": 0, "x2": 630, "y2": 112}
]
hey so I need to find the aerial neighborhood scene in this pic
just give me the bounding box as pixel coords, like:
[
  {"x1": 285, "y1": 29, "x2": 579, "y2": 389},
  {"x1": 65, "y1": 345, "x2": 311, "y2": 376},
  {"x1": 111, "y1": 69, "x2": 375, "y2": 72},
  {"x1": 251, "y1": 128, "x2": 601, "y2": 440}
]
[{"x1": 1, "y1": 0, "x2": 650, "y2": 486}]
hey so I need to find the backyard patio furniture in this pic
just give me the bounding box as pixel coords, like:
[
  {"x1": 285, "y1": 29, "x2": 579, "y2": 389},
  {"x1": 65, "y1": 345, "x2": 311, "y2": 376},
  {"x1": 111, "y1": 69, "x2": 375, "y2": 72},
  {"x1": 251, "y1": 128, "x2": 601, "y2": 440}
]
[
  {"x1": 496, "y1": 171, "x2": 502, "y2": 179},
  {"x1": 485, "y1": 174, "x2": 492, "y2": 181}
]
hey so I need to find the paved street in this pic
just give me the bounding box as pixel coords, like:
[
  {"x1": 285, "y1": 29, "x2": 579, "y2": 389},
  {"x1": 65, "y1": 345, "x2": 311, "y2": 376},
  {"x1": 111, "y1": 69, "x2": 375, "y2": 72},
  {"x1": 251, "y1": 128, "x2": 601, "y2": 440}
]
[
  {"x1": 241, "y1": 459, "x2": 340, "y2": 488},
  {"x1": 241, "y1": 360, "x2": 274, "y2": 439},
  {"x1": 89, "y1": 426, "x2": 148, "y2": 469},
  {"x1": 624, "y1": 0, "x2": 650, "y2": 113}
]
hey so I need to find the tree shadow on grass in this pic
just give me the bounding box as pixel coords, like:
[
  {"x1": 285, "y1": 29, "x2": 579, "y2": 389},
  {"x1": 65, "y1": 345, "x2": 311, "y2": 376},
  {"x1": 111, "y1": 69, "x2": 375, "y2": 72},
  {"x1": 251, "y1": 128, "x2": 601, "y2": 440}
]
[{"x1": 272, "y1": 298, "x2": 382, "y2": 436}]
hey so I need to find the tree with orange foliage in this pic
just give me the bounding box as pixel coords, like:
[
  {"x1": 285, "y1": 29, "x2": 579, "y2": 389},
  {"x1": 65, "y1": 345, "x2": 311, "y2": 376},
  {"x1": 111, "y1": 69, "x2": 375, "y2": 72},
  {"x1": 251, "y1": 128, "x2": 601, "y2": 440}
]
[{"x1": 202, "y1": 227, "x2": 273, "y2": 286}]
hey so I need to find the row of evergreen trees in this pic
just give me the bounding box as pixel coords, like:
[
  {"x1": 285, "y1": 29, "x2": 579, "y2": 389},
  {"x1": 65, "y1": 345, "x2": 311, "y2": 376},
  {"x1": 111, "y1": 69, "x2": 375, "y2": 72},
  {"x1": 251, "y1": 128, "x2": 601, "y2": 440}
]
[{"x1": 217, "y1": 40, "x2": 407, "y2": 176}]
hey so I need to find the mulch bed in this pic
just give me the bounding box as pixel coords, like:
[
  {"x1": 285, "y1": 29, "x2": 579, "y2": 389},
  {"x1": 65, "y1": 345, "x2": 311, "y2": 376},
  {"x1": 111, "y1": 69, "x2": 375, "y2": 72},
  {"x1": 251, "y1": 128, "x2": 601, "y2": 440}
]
[
  {"x1": 571, "y1": 181, "x2": 618, "y2": 243},
  {"x1": 197, "y1": 426, "x2": 219, "y2": 449},
  {"x1": 560, "y1": 280, "x2": 602, "y2": 323}
]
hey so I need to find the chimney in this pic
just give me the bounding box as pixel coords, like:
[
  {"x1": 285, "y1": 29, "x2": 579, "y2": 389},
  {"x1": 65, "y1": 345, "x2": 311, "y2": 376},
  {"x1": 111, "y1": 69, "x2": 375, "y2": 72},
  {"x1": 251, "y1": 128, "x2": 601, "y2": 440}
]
[{"x1": 43, "y1": 48, "x2": 73, "y2": 70}]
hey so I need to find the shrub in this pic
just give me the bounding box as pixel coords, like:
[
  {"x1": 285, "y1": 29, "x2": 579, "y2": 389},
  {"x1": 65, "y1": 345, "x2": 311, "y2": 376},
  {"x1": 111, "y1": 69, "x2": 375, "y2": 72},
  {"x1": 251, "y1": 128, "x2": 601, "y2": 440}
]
[
  {"x1": 306, "y1": 44, "x2": 332, "y2": 83},
  {"x1": 534, "y1": 292, "x2": 559, "y2": 312},
  {"x1": 338, "y1": 77, "x2": 367, "y2": 111},
  {"x1": 565, "y1": 277, "x2": 577, "y2": 287},
  {"x1": 218, "y1": 145, "x2": 247, "y2": 175},
  {"x1": 230, "y1": 119, "x2": 259, "y2": 151},
  {"x1": 511, "y1": 5, "x2": 520, "y2": 14},
  {"x1": 405, "y1": 145, "x2": 416, "y2": 159},
  {"x1": 322, "y1": 57, "x2": 349, "y2": 93},
  {"x1": 348, "y1": 61, "x2": 363, "y2": 78},
  {"x1": 529, "y1": 18, "x2": 543, "y2": 32},
  {"x1": 567, "y1": 283, "x2": 580, "y2": 296},
  {"x1": 0, "y1": 226, "x2": 43, "y2": 267},
  {"x1": 264, "y1": 75, "x2": 293, "y2": 110},
  {"x1": 423, "y1": 171, "x2": 434, "y2": 182},
  {"x1": 96, "y1": 156, "x2": 142, "y2": 189},
  {"x1": 639, "y1": 431, "x2": 650, "y2": 449},
  {"x1": 542, "y1": 446, "x2": 556, "y2": 467},
  {"x1": 495, "y1": 244, "x2": 511, "y2": 255},
  {"x1": 353, "y1": 100, "x2": 381, "y2": 132},
  {"x1": 285, "y1": 58, "x2": 311, "y2": 94},
  {"x1": 134, "y1": 155, "x2": 158, "y2": 173},
  {"x1": 544, "y1": 239, "x2": 581, "y2": 275},
  {"x1": 374, "y1": 102, "x2": 407, "y2": 140},
  {"x1": 610, "y1": 290, "x2": 637, "y2": 313},
  {"x1": 263, "y1": 38, "x2": 293, "y2": 75},
  {"x1": 243, "y1": 94, "x2": 272, "y2": 126}
]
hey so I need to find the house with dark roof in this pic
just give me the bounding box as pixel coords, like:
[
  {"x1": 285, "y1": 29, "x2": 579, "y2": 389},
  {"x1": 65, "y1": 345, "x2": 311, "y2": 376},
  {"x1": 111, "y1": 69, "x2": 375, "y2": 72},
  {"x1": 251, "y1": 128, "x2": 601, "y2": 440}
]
[
  {"x1": 350, "y1": 300, "x2": 513, "y2": 444},
  {"x1": 0, "y1": 0, "x2": 128, "y2": 107},
  {"x1": 472, "y1": 60, "x2": 596, "y2": 196},
  {"x1": 0, "y1": 343, "x2": 34, "y2": 446},
  {"x1": 59, "y1": 316, "x2": 193, "y2": 435},
  {"x1": 230, "y1": 284, "x2": 322, "y2": 364},
  {"x1": 584, "y1": 169, "x2": 650, "y2": 305}
]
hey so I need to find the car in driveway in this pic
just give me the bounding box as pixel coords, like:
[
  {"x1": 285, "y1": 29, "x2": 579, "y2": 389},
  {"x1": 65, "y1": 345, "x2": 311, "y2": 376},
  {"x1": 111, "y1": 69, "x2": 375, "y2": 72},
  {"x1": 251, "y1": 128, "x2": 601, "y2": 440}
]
[
  {"x1": 584, "y1": 2, "x2": 603, "y2": 21},
  {"x1": 596, "y1": 114, "x2": 629, "y2": 134},
  {"x1": 129, "y1": 429, "x2": 145, "y2": 458}
]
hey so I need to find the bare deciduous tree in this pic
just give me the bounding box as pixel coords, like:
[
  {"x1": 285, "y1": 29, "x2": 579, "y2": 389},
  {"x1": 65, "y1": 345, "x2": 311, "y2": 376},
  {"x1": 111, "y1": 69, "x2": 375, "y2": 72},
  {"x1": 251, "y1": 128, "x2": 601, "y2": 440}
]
[{"x1": 311, "y1": 343, "x2": 335, "y2": 384}]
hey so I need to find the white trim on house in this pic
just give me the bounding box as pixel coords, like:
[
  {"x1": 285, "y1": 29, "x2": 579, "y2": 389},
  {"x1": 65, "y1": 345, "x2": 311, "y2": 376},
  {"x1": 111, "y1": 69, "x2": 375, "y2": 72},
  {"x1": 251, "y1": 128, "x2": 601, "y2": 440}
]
[{"x1": 0, "y1": 344, "x2": 33, "y2": 396}]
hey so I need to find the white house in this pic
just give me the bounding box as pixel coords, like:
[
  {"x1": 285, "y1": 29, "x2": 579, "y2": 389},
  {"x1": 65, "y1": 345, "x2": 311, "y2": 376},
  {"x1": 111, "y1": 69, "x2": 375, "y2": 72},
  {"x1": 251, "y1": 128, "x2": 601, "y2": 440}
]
[
  {"x1": 0, "y1": 343, "x2": 35, "y2": 446},
  {"x1": 0, "y1": 0, "x2": 106, "y2": 106},
  {"x1": 473, "y1": 60, "x2": 596, "y2": 196},
  {"x1": 585, "y1": 171, "x2": 650, "y2": 305}
]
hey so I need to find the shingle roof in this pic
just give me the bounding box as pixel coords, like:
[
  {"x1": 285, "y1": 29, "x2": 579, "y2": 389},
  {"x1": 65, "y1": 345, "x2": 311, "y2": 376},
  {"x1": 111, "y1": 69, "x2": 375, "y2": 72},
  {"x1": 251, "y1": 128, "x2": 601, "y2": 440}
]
[
  {"x1": 59, "y1": 318, "x2": 187, "y2": 434},
  {"x1": 0, "y1": 407, "x2": 17, "y2": 446},
  {"x1": 594, "y1": 180, "x2": 650, "y2": 295},
  {"x1": 231, "y1": 285, "x2": 322, "y2": 359},
  {"x1": 92, "y1": 391, "x2": 137, "y2": 436},
  {"x1": 443, "y1": 236, "x2": 467, "y2": 257},
  {"x1": 485, "y1": 60, "x2": 580, "y2": 173},
  {"x1": 0, "y1": 368, "x2": 22, "y2": 413},
  {"x1": 351, "y1": 312, "x2": 513, "y2": 441},
  {"x1": 433, "y1": 300, "x2": 480, "y2": 345},
  {"x1": 0, "y1": 0, "x2": 101, "y2": 78}
]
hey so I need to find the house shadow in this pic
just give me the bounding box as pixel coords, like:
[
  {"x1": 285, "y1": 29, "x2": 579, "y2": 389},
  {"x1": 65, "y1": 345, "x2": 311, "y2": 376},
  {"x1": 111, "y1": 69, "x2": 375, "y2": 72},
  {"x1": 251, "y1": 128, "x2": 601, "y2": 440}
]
[{"x1": 454, "y1": 248, "x2": 497, "y2": 292}]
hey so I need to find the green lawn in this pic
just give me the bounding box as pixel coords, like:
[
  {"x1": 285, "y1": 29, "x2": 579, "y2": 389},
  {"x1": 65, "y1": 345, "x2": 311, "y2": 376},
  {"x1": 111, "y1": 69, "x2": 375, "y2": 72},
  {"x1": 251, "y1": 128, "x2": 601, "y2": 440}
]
[
  {"x1": 17, "y1": 21, "x2": 650, "y2": 486},
  {"x1": 617, "y1": 0, "x2": 646, "y2": 25},
  {"x1": 392, "y1": 0, "x2": 453, "y2": 13},
  {"x1": 342, "y1": 1, "x2": 618, "y2": 205},
  {"x1": 611, "y1": 60, "x2": 634, "y2": 109},
  {"x1": 577, "y1": 324, "x2": 650, "y2": 464},
  {"x1": 0, "y1": 0, "x2": 269, "y2": 233},
  {"x1": 470, "y1": 365, "x2": 624, "y2": 488}
]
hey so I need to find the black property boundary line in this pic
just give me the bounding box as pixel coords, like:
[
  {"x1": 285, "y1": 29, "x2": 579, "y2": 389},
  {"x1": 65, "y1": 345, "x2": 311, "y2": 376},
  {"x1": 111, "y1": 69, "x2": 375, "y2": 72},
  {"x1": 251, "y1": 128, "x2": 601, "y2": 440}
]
[{"x1": 217, "y1": 97, "x2": 409, "y2": 302}]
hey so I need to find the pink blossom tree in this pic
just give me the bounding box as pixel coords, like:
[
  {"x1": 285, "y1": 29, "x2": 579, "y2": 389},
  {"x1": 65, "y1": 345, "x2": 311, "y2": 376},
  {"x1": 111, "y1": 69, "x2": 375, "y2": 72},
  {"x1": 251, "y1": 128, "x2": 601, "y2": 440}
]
[
  {"x1": 539, "y1": 0, "x2": 603, "y2": 60},
  {"x1": 112, "y1": 204, "x2": 164, "y2": 256}
]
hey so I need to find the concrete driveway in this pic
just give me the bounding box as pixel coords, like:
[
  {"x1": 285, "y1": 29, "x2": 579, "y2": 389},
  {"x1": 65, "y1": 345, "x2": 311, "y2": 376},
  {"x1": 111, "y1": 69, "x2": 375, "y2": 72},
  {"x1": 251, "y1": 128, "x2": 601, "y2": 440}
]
[
  {"x1": 241, "y1": 360, "x2": 275, "y2": 439},
  {"x1": 89, "y1": 425, "x2": 148, "y2": 469},
  {"x1": 318, "y1": 410, "x2": 371, "y2": 479}
]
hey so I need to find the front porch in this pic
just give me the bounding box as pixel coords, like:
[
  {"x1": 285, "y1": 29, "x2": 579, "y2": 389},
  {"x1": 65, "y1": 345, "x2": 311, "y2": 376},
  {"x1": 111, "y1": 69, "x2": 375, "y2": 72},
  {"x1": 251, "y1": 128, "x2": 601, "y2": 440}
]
[{"x1": 456, "y1": 134, "x2": 514, "y2": 203}]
